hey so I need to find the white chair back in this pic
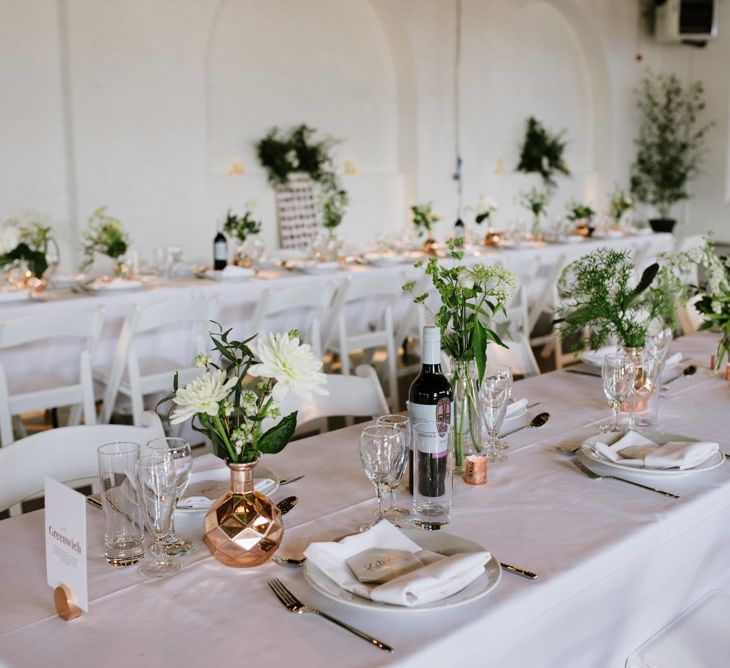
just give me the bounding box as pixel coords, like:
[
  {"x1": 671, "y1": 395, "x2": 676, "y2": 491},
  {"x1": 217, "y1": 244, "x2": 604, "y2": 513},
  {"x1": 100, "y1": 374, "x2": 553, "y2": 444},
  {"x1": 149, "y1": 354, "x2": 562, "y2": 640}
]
[
  {"x1": 326, "y1": 275, "x2": 402, "y2": 411},
  {"x1": 250, "y1": 284, "x2": 334, "y2": 358},
  {"x1": 0, "y1": 412, "x2": 164, "y2": 514},
  {"x1": 394, "y1": 275, "x2": 431, "y2": 377},
  {"x1": 271, "y1": 365, "x2": 388, "y2": 430},
  {"x1": 99, "y1": 297, "x2": 219, "y2": 425},
  {"x1": 0, "y1": 306, "x2": 104, "y2": 446}
]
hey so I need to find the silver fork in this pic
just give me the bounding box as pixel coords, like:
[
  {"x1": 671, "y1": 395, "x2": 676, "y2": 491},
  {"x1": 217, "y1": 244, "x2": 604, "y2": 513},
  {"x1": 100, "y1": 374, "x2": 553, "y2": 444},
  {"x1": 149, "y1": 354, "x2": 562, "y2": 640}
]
[
  {"x1": 571, "y1": 459, "x2": 680, "y2": 499},
  {"x1": 267, "y1": 579, "x2": 393, "y2": 653}
]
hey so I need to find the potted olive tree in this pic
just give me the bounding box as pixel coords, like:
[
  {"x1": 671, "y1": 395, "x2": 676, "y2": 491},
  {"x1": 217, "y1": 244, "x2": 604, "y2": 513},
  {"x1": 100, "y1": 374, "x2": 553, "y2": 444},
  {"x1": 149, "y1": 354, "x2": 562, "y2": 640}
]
[{"x1": 630, "y1": 71, "x2": 713, "y2": 233}]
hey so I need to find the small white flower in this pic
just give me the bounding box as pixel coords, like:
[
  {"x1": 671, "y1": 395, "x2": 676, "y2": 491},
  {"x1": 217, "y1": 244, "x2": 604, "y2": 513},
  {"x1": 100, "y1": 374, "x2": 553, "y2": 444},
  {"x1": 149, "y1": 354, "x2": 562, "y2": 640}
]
[
  {"x1": 248, "y1": 332, "x2": 328, "y2": 402},
  {"x1": 285, "y1": 150, "x2": 299, "y2": 169},
  {"x1": 0, "y1": 219, "x2": 20, "y2": 255},
  {"x1": 169, "y1": 369, "x2": 238, "y2": 424}
]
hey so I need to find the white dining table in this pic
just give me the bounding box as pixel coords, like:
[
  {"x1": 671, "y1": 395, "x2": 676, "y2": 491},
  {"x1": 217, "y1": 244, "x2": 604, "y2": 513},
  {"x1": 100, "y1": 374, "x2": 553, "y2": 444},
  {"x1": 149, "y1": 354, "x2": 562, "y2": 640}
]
[
  {"x1": 0, "y1": 233, "x2": 673, "y2": 394},
  {"x1": 0, "y1": 330, "x2": 727, "y2": 668}
]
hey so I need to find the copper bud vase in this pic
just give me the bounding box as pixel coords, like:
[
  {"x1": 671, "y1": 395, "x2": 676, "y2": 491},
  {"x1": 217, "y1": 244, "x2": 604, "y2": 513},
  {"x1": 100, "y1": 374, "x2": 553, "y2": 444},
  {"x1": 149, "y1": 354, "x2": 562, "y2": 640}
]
[{"x1": 203, "y1": 461, "x2": 284, "y2": 567}]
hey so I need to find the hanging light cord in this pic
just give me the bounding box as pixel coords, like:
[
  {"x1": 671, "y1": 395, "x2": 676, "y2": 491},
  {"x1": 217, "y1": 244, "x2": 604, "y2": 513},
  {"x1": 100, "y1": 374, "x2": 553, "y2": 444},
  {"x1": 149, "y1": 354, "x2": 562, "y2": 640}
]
[{"x1": 453, "y1": 0, "x2": 463, "y2": 221}]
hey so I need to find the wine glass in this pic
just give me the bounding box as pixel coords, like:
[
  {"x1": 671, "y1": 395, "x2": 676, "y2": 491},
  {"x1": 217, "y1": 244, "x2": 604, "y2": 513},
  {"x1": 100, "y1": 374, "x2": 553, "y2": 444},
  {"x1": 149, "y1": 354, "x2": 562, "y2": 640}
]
[
  {"x1": 135, "y1": 453, "x2": 181, "y2": 578},
  {"x1": 645, "y1": 327, "x2": 673, "y2": 364},
  {"x1": 147, "y1": 437, "x2": 193, "y2": 555},
  {"x1": 376, "y1": 415, "x2": 410, "y2": 522},
  {"x1": 600, "y1": 353, "x2": 636, "y2": 433},
  {"x1": 478, "y1": 365, "x2": 512, "y2": 462},
  {"x1": 359, "y1": 425, "x2": 405, "y2": 529}
]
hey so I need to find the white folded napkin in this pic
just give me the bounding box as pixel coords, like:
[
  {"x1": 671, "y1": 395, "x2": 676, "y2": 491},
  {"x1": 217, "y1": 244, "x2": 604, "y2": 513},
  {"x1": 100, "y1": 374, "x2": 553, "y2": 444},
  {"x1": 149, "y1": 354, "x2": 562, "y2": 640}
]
[
  {"x1": 220, "y1": 265, "x2": 253, "y2": 277},
  {"x1": 178, "y1": 470, "x2": 276, "y2": 510},
  {"x1": 89, "y1": 277, "x2": 141, "y2": 290},
  {"x1": 595, "y1": 431, "x2": 719, "y2": 470},
  {"x1": 506, "y1": 398, "x2": 528, "y2": 419},
  {"x1": 662, "y1": 352, "x2": 682, "y2": 369},
  {"x1": 303, "y1": 520, "x2": 490, "y2": 608}
]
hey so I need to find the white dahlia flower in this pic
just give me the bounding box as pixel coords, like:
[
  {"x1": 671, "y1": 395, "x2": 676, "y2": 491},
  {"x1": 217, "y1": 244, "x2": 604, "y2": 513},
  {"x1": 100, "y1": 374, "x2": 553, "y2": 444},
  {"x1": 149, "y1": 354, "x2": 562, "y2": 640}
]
[{"x1": 169, "y1": 369, "x2": 237, "y2": 424}]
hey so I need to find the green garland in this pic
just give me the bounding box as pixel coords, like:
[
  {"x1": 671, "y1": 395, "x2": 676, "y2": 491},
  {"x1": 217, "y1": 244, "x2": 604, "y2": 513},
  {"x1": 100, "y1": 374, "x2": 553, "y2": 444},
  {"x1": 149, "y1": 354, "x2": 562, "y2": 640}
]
[{"x1": 516, "y1": 116, "x2": 570, "y2": 187}]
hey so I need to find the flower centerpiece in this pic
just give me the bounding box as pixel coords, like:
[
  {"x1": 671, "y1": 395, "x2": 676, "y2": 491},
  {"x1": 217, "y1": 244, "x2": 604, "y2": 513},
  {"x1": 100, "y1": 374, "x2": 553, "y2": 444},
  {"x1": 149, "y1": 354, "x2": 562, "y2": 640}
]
[
  {"x1": 473, "y1": 196, "x2": 499, "y2": 246},
  {"x1": 608, "y1": 186, "x2": 634, "y2": 227},
  {"x1": 315, "y1": 188, "x2": 349, "y2": 262},
  {"x1": 518, "y1": 187, "x2": 550, "y2": 237},
  {"x1": 223, "y1": 206, "x2": 262, "y2": 268},
  {"x1": 663, "y1": 237, "x2": 730, "y2": 372},
  {"x1": 0, "y1": 214, "x2": 56, "y2": 287},
  {"x1": 411, "y1": 202, "x2": 441, "y2": 253},
  {"x1": 565, "y1": 200, "x2": 596, "y2": 236},
  {"x1": 166, "y1": 324, "x2": 327, "y2": 566},
  {"x1": 403, "y1": 239, "x2": 517, "y2": 470},
  {"x1": 81, "y1": 207, "x2": 130, "y2": 276}
]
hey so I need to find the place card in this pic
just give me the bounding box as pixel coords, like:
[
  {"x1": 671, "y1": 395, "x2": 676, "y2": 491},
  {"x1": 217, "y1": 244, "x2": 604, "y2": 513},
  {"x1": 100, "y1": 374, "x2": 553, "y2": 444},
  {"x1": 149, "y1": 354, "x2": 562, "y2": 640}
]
[
  {"x1": 346, "y1": 548, "x2": 423, "y2": 584},
  {"x1": 45, "y1": 477, "x2": 88, "y2": 614}
]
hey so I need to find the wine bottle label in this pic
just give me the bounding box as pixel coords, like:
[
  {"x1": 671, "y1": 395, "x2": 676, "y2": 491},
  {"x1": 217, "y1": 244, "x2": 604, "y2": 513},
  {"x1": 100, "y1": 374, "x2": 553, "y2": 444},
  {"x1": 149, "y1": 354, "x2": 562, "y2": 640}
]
[
  {"x1": 408, "y1": 399, "x2": 451, "y2": 454},
  {"x1": 214, "y1": 241, "x2": 227, "y2": 261}
]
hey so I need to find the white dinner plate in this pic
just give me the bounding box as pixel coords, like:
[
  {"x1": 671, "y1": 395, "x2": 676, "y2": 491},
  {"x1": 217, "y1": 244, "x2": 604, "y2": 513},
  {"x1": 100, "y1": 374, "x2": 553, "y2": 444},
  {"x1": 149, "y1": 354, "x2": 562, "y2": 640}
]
[
  {"x1": 362, "y1": 253, "x2": 408, "y2": 267},
  {"x1": 580, "y1": 431, "x2": 725, "y2": 476},
  {"x1": 51, "y1": 273, "x2": 86, "y2": 288},
  {"x1": 0, "y1": 289, "x2": 30, "y2": 303},
  {"x1": 296, "y1": 261, "x2": 341, "y2": 275},
  {"x1": 176, "y1": 464, "x2": 279, "y2": 513},
  {"x1": 303, "y1": 529, "x2": 502, "y2": 612},
  {"x1": 87, "y1": 279, "x2": 143, "y2": 293},
  {"x1": 202, "y1": 268, "x2": 255, "y2": 282},
  {"x1": 582, "y1": 347, "x2": 682, "y2": 370}
]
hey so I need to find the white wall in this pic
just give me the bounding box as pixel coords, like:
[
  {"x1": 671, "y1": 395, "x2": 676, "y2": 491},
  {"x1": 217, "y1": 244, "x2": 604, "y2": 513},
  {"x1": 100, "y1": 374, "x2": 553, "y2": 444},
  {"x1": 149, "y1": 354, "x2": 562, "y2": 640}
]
[{"x1": 0, "y1": 0, "x2": 727, "y2": 271}]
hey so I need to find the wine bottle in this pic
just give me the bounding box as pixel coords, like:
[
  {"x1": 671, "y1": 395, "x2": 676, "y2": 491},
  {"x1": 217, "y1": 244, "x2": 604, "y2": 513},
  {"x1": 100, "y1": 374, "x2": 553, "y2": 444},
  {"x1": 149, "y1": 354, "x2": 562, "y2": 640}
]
[
  {"x1": 407, "y1": 326, "x2": 453, "y2": 495},
  {"x1": 213, "y1": 223, "x2": 228, "y2": 270}
]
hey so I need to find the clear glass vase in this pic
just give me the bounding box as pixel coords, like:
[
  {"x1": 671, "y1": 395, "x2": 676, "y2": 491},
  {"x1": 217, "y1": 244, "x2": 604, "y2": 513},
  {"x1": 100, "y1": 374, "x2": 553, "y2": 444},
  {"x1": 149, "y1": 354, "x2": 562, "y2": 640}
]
[
  {"x1": 620, "y1": 346, "x2": 663, "y2": 428},
  {"x1": 451, "y1": 360, "x2": 480, "y2": 473}
]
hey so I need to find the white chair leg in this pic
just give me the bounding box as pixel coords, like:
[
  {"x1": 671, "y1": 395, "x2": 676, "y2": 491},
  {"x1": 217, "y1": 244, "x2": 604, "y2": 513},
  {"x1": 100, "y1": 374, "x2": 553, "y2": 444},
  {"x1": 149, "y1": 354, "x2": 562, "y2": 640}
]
[
  {"x1": 385, "y1": 309, "x2": 399, "y2": 411},
  {"x1": 0, "y1": 372, "x2": 13, "y2": 447},
  {"x1": 68, "y1": 404, "x2": 82, "y2": 426}
]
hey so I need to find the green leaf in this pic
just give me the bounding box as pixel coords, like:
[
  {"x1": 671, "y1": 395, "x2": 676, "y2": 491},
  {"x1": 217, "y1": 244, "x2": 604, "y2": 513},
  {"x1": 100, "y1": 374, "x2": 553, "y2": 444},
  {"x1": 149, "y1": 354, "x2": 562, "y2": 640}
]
[
  {"x1": 624, "y1": 263, "x2": 659, "y2": 308},
  {"x1": 471, "y1": 319, "x2": 487, "y2": 385},
  {"x1": 257, "y1": 412, "x2": 298, "y2": 454}
]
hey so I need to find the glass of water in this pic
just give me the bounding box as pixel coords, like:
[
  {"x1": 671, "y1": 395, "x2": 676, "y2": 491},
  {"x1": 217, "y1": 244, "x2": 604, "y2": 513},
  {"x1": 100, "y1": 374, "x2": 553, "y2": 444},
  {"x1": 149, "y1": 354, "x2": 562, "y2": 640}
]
[
  {"x1": 478, "y1": 365, "x2": 513, "y2": 462},
  {"x1": 600, "y1": 353, "x2": 635, "y2": 432},
  {"x1": 412, "y1": 421, "x2": 454, "y2": 529},
  {"x1": 147, "y1": 437, "x2": 193, "y2": 555},
  {"x1": 359, "y1": 425, "x2": 405, "y2": 528}
]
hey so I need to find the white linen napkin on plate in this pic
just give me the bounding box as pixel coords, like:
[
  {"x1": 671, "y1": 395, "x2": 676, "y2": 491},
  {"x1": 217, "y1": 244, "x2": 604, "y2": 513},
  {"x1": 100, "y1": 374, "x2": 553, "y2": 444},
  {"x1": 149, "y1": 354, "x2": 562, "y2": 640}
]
[
  {"x1": 595, "y1": 431, "x2": 719, "y2": 470},
  {"x1": 506, "y1": 398, "x2": 528, "y2": 419},
  {"x1": 303, "y1": 520, "x2": 490, "y2": 607},
  {"x1": 178, "y1": 469, "x2": 277, "y2": 510},
  {"x1": 220, "y1": 265, "x2": 253, "y2": 278},
  {"x1": 584, "y1": 347, "x2": 682, "y2": 369}
]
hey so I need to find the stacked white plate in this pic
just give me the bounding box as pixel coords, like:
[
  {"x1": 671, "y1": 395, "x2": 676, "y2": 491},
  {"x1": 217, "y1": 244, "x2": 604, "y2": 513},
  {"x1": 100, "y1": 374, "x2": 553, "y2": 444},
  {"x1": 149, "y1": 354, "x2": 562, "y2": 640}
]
[{"x1": 87, "y1": 278, "x2": 143, "y2": 293}]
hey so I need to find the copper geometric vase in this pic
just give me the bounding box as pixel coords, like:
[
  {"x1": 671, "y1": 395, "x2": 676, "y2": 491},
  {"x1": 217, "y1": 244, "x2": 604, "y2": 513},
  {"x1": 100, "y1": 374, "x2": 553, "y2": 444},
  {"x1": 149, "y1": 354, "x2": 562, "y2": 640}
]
[{"x1": 203, "y1": 461, "x2": 284, "y2": 567}]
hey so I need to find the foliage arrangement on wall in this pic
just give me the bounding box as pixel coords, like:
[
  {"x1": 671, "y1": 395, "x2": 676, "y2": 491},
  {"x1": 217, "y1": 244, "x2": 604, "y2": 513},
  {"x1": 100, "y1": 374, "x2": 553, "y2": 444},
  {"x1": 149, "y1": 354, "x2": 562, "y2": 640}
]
[
  {"x1": 630, "y1": 71, "x2": 713, "y2": 220},
  {"x1": 516, "y1": 116, "x2": 570, "y2": 187}
]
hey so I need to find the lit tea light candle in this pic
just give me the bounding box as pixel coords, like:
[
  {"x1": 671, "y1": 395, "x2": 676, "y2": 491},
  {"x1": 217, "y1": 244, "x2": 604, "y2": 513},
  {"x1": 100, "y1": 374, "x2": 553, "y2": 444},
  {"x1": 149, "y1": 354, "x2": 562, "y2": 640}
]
[{"x1": 464, "y1": 454, "x2": 488, "y2": 485}]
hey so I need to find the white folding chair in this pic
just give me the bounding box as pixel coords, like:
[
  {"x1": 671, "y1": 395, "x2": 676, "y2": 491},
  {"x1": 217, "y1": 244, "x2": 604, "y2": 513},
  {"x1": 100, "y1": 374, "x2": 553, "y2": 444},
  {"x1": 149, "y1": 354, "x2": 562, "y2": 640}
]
[
  {"x1": 325, "y1": 275, "x2": 401, "y2": 411},
  {"x1": 268, "y1": 365, "x2": 388, "y2": 432},
  {"x1": 0, "y1": 307, "x2": 104, "y2": 447},
  {"x1": 250, "y1": 283, "x2": 334, "y2": 358},
  {"x1": 490, "y1": 265, "x2": 540, "y2": 377},
  {"x1": 0, "y1": 411, "x2": 164, "y2": 515},
  {"x1": 96, "y1": 297, "x2": 219, "y2": 426}
]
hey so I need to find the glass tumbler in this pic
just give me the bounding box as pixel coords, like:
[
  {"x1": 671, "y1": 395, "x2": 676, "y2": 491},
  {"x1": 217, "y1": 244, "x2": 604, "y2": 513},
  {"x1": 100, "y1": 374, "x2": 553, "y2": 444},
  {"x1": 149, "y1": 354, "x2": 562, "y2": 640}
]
[
  {"x1": 97, "y1": 442, "x2": 145, "y2": 566},
  {"x1": 412, "y1": 421, "x2": 454, "y2": 529}
]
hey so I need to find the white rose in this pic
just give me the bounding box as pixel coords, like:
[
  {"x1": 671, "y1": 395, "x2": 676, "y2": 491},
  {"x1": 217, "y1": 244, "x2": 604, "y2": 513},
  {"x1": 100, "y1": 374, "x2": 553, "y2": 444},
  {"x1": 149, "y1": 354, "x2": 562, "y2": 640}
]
[{"x1": 0, "y1": 220, "x2": 20, "y2": 255}]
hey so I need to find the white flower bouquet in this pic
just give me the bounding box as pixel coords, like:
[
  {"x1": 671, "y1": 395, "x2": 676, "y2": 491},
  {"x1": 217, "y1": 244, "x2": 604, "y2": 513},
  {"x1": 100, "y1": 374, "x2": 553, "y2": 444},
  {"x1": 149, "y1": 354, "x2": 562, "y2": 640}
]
[
  {"x1": 166, "y1": 324, "x2": 327, "y2": 464},
  {"x1": 0, "y1": 213, "x2": 55, "y2": 278}
]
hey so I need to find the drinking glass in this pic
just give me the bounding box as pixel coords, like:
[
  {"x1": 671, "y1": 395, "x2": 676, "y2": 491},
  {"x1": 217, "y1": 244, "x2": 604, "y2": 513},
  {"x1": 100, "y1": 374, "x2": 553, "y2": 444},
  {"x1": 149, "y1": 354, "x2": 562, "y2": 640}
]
[
  {"x1": 97, "y1": 442, "x2": 145, "y2": 566},
  {"x1": 359, "y1": 425, "x2": 405, "y2": 528},
  {"x1": 412, "y1": 421, "x2": 454, "y2": 529},
  {"x1": 600, "y1": 353, "x2": 635, "y2": 432},
  {"x1": 645, "y1": 327, "x2": 673, "y2": 363},
  {"x1": 136, "y1": 453, "x2": 181, "y2": 578},
  {"x1": 478, "y1": 365, "x2": 513, "y2": 462},
  {"x1": 376, "y1": 415, "x2": 410, "y2": 522},
  {"x1": 146, "y1": 437, "x2": 193, "y2": 555}
]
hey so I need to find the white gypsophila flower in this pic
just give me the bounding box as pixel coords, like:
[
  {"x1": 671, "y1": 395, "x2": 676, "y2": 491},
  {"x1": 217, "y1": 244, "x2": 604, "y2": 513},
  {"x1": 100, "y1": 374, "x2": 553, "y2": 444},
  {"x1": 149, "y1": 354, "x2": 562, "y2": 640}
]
[
  {"x1": 169, "y1": 369, "x2": 238, "y2": 424},
  {"x1": 248, "y1": 332, "x2": 328, "y2": 403},
  {"x1": 0, "y1": 219, "x2": 21, "y2": 255},
  {"x1": 476, "y1": 196, "x2": 498, "y2": 215}
]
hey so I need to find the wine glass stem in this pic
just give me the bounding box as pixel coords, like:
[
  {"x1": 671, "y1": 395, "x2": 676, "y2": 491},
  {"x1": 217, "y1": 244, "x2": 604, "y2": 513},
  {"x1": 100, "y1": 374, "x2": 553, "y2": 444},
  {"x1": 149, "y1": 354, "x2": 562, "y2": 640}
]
[
  {"x1": 375, "y1": 482, "x2": 386, "y2": 521},
  {"x1": 611, "y1": 401, "x2": 619, "y2": 431}
]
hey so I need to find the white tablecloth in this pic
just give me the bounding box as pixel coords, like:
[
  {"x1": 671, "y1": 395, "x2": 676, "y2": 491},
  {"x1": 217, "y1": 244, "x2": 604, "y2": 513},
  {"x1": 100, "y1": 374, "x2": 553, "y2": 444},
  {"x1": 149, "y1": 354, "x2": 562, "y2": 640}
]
[
  {"x1": 0, "y1": 233, "x2": 673, "y2": 391},
  {"x1": 0, "y1": 331, "x2": 727, "y2": 668}
]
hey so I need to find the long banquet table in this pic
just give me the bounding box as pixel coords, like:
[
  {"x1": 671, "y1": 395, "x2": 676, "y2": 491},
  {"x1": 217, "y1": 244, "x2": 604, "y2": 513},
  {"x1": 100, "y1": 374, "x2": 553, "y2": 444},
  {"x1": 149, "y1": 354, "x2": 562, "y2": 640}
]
[
  {"x1": 0, "y1": 233, "x2": 673, "y2": 391},
  {"x1": 1, "y1": 331, "x2": 727, "y2": 668}
]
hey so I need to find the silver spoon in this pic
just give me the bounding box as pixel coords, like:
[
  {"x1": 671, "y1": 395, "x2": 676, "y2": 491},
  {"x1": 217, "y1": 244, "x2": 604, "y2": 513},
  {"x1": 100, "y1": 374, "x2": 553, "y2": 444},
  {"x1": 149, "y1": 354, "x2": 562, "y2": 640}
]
[
  {"x1": 661, "y1": 365, "x2": 697, "y2": 395},
  {"x1": 279, "y1": 474, "x2": 305, "y2": 486},
  {"x1": 501, "y1": 412, "x2": 550, "y2": 438},
  {"x1": 276, "y1": 496, "x2": 298, "y2": 515}
]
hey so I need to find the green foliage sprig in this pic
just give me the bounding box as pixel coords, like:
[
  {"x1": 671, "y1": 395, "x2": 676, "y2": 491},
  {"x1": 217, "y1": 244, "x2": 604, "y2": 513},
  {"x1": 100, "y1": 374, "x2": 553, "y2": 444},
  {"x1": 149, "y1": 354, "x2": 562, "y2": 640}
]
[
  {"x1": 518, "y1": 187, "x2": 550, "y2": 218},
  {"x1": 554, "y1": 248, "x2": 661, "y2": 350},
  {"x1": 630, "y1": 71, "x2": 713, "y2": 218},
  {"x1": 516, "y1": 116, "x2": 570, "y2": 187},
  {"x1": 411, "y1": 202, "x2": 441, "y2": 238},
  {"x1": 223, "y1": 209, "x2": 261, "y2": 243},
  {"x1": 256, "y1": 124, "x2": 339, "y2": 191},
  {"x1": 81, "y1": 207, "x2": 129, "y2": 268},
  {"x1": 402, "y1": 238, "x2": 517, "y2": 385}
]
